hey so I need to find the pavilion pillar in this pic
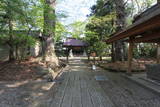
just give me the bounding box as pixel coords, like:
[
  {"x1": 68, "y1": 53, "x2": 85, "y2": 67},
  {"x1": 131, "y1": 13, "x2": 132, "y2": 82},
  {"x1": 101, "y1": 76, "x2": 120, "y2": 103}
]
[
  {"x1": 127, "y1": 39, "x2": 134, "y2": 75},
  {"x1": 157, "y1": 43, "x2": 160, "y2": 63}
]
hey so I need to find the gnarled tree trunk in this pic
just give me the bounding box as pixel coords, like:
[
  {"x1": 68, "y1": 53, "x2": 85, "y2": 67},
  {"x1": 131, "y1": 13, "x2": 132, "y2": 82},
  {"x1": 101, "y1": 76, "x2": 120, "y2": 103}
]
[{"x1": 42, "y1": 0, "x2": 58, "y2": 65}]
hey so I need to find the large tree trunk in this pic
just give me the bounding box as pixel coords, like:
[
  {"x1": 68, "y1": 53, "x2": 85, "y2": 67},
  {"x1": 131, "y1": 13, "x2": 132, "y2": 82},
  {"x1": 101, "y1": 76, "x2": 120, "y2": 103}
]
[
  {"x1": 42, "y1": 0, "x2": 58, "y2": 65},
  {"x1": 112, "y1": 0, "x2": 127, "y2": 61}
]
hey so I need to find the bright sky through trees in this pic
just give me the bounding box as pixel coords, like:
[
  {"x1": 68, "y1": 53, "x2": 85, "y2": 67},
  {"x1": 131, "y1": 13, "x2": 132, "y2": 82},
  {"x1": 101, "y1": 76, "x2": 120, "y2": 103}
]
[
  {"x1": 56, "y1": 0, "x2": 96, "y2": 25},
  {"x1": 56, "y1": 0, "x2": 157, "y2": 25}
]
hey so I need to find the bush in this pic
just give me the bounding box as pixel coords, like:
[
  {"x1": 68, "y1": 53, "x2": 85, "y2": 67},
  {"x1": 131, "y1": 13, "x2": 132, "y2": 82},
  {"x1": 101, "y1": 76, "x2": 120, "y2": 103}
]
[{"x1": 133, "y1": 43, "x2": 157, "y2": 59}]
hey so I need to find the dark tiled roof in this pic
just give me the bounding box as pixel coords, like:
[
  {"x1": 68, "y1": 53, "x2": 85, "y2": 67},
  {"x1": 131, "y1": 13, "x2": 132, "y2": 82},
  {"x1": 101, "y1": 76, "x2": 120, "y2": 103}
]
[
  {"x1": 133, "y1": 3, "x2": 160, "y2": 23},
  {"x1": 63, "y1": 38, "x2": 87, "y2": 47}
]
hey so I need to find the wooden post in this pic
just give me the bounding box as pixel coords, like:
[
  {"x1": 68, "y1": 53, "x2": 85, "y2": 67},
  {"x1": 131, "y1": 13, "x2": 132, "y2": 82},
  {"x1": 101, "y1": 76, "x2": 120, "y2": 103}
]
[
  {"x1": 92, "y1": 52, "x2": 96, "y2": 64},
  {"x1": 127, "y1": 40, "x2": 134, "y2": 75},
  {"x1": 157, "y1": 43, "x2": 160, "y2": 63}
]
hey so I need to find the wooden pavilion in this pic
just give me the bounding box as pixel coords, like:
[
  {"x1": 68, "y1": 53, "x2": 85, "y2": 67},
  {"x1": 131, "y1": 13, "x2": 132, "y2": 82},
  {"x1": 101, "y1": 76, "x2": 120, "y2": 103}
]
[
  {"x1": 106, "y1": 3, "x2": 160, "y2": 74},
  {"x1": 63, "y1": 38, "x2": 88, "y2": 61}
]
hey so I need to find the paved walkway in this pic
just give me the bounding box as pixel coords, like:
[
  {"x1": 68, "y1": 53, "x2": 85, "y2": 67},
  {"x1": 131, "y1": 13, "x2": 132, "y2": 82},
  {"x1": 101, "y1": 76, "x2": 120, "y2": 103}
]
[
  {"x1": 48, "y1": 59, "x2": 114, "y2": 107},
  {"x1": 48, "y1": 59, "x2": 160, "y2": 107}
]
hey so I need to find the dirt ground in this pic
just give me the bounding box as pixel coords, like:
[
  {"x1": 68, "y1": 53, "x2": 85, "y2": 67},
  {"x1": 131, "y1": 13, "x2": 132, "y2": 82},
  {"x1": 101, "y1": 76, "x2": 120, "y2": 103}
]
[
  {"x1": 0, "y1": 58, "x2": 67, "y2": 107},
  {"x1": 0, "y1": 57, "x2": 66, "y2": 81},
  {"x1": 0, "y1": 59, "x2": 49, "y2": 81},
  {"x1": 0, "y1": 80, "x2": 57, "y2": 107},
  {"x1": 99, "y1": 58, "x2": 156, "y2": 72}
]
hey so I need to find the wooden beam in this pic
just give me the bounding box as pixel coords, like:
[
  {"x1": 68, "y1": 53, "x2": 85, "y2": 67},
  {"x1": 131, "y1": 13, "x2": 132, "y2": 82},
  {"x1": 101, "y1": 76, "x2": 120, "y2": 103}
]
[
  {"x1": 135, "y1": 39, "x2": 160, "y2": 43},
  {"x1": 126, "y1": 39, "x2": 160, "y2": 43},
  {"x1": 127, "y1": 39, "x2": 134, "y2": 74},
  {"x1": 126, "y1": 30, "x2": 160, "y2": 43}
]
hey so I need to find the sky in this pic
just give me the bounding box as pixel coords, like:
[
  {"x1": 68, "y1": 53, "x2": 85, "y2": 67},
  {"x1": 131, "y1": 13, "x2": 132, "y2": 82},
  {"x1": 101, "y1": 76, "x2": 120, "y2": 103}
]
[
  {"x1": 56, "y1": 0, "x2": 157, "y2": 25},
  {"x1": 56, "y1": 0, "x2": 96, "y2": 25}
]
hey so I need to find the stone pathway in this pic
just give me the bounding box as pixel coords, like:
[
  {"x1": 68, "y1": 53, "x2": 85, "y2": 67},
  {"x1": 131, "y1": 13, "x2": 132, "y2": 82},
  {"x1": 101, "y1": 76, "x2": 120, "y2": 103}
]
[
  {"x1": 47, "y1": 59, "x2": 114, "y2": 107},
  {"x1": 42, "y1": 59, "x2": 160, "y2": 107}
]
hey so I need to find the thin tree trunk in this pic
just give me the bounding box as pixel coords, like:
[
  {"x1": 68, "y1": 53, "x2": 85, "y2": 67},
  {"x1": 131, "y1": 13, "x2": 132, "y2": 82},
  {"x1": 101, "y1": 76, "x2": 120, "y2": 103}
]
[
  {"x1": 99, "y1": 56, "x2": 102, "y2": 61},
  {"x1": 15, "y1": 44, "x2": 19, "y2": 60},
  {"x1": 8, "y1": 19, "x2": 15, "y2": 61},
  {"x1": 87, "y1": 55, "x2": 90, "y2": 61}
]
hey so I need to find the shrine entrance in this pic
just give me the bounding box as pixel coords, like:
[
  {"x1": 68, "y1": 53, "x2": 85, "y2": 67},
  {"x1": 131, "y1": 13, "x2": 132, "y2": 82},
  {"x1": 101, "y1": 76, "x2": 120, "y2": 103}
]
[{"x1": 63, "y1": 38, "x2": 88, "y2": 61}]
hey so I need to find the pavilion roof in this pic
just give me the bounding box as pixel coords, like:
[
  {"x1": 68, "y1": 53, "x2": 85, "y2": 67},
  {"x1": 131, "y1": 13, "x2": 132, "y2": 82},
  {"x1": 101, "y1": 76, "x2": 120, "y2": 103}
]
[
  {"x1": 106, "y1": 3, "x2": 160, "y2": 43},
  {"x1": 63, "y1": 38, "x2": 88, "y2": 47}
]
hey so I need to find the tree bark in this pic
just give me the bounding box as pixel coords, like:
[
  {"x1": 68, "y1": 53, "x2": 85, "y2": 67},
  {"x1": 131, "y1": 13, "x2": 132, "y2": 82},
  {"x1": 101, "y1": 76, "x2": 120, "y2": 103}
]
[
  {"x1": 15, "y1": 44, "x2": 19, "y2": 60},
  {"x1": 112, "y1": 0, "x2": 127, "y2": 61},
  {"x1": 8, "y1": 19, "x2": 15, "y2": 61},
  {"x1": 87, "y1": 55, "x2": 90, "y2": 61},
  {"x1": 42, "y1": 0, "x2": 58, "y2": 65},
  {"x1": 99, "y1": 56, "x2": 102, "y2": 61}
]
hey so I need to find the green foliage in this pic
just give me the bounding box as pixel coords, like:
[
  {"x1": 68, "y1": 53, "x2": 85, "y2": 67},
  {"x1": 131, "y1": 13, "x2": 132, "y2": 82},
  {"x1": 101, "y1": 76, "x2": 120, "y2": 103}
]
[
  {"x1": 86, "y1": 0, "x2": 157, "y2": 60},
  {"x1": 84, "y1": 30, "x2": 108, "y2": 57},
  {"x1": 14, "y1": 33, "x2": 36, "y2": 47},
  {"x1": 68, "y1": 21, "x2": 86, "y2": 39},
  {"x1": 133, "y1": 43, "x2": 157, "y2": 58},
  {"x1": 85, "y1": 14, "x2": 116, "y2": 57},
  {"x1": 28, "y1": 0, "x2": 44, "y2": 30},
  {"x1": 0, "y1": 0, "x2": 36, "y2": 30},
  {"x1": 86, "y1": 14, "x2": 116, "y2": 40},
  {"x1": 84, "y1": 0, "x2": 118, "y2": 57},
  {"x1": 0, "y1": 0, "x2": 38, "y2": 60},
  {"x1": 55, "y1": 22, "x2": 68, "y2": 42},
  {"x1": 0, "y1": 31, "x2": 36, "y2": 46},
  {"x1": 0, "y1": 33, "x2": 8, "y2": 44},
  {"x1": 90, "y1": 0, "x2": 115, "y2": 16},
  {"x1": 85, "y1": 31, "x2": 99, "y2": 47},
  {"x1": 93, "y1": 41, "x2": 108, "y2": 57}
]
